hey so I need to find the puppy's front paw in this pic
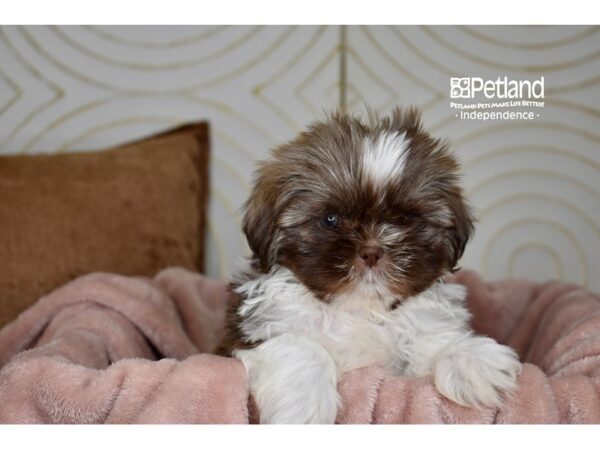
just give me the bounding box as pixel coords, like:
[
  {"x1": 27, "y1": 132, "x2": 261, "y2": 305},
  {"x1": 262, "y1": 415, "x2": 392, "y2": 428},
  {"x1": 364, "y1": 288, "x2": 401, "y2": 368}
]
[
  {"x1": 236, "y1": 335, "x2": 339, "y2": 424},
  {"x1": 433, "y1": 336, "x2": 521, "y2": 409}
]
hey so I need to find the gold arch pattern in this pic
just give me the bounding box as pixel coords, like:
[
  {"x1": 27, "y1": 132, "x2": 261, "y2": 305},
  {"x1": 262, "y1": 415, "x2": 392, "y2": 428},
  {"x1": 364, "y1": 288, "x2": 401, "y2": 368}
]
[
  {"x1": 467, "y1": 168, "x2": 600, "y2": 200},
  {"x1": 458, "y1": 26, "x2": 598, "y2": 51},
  {"x1": 0, "y1": 25, "x2": 597, "y2": 283},
  {"x1": 51, "y1": 26, "x2": 266, "y2": 71},
  {"x1": 481, "y1": 218, "x2": 588, "y2": 286},
  {"x1": 507, "y1": 242, "x2": 565, "y2": 280},
  {"x1": 422, "y1": 26, "x2": 600, "y2": 73},
  {"x1": 386, "y1": 26, "x2": 600, "y2": 95},
  {"x1": 15, "y1": 26, "x2": 298, "y2": 95},
  {"x1": 478, "y1": 192, "x2": 599, "y2": 238},
  {"x1": 84, "y1": 25, "x2": 228, "y2": 49},
  {"x1": 462, "y1": 144, "x2": 600, "y2": 172}
]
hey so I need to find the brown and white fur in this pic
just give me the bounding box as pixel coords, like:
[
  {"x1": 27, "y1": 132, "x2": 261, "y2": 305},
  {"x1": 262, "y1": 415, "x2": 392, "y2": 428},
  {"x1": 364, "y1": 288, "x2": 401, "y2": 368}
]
[{"x1": 216, "y1": 107, "x2": 521, "y2": 424}]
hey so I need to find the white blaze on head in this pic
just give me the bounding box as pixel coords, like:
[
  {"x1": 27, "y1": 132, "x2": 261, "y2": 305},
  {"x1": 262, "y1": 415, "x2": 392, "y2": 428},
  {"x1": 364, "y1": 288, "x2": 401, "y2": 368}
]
[{"x1": 362, "y1": 132, "x2": 409, "y2": 186}]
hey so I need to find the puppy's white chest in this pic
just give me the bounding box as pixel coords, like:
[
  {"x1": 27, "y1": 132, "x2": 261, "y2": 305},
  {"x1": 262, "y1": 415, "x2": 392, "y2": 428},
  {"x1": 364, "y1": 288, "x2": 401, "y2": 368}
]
[
  {"x1": 236, "y1": 267, "x2": 397, "y2": 373},
  {"x1": 311, "y1": 311, "x2": 394, "y2": 372}
]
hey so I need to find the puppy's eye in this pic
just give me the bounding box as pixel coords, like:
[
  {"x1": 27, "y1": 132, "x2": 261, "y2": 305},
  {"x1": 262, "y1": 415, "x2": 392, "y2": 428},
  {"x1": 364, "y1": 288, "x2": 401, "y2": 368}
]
[
  {"x1": 398, "y1": 213, "x2": 416, "y2": 224},
  {"x1": 320, "y1": 213, "x2": 340, "y2": 229}
]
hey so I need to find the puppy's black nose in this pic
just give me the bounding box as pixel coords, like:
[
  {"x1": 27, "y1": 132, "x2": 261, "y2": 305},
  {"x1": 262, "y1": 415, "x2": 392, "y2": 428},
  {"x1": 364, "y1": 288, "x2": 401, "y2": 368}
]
[{"x1": 360, "y1": 245, "x2": 384, "y2": 267}]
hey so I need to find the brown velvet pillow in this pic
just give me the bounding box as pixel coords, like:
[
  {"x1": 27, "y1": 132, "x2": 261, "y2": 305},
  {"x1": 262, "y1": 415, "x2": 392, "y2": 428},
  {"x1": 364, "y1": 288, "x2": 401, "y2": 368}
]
[{"x1": 0, "y1": 123, "x2": 210, "y2": 328}]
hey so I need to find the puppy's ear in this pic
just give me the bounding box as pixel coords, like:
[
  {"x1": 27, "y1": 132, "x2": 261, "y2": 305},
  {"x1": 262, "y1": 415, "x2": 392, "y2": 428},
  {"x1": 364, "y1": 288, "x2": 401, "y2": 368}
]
[
  {"x1": 242, "y1": 164, "x2": 282, "y2": 272},
  {"x1": 447, "y1": 195, "x2": 475, "y2": 271},
  {"x1": 393, "y1": 105, "x2": 475, "y2": 271}
]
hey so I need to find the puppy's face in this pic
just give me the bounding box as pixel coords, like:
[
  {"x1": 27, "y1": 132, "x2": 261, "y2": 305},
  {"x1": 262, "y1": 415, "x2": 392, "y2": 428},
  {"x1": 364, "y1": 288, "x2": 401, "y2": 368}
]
[{"x1": 243, "y1": 108, "x2": 474, "y2": 302}]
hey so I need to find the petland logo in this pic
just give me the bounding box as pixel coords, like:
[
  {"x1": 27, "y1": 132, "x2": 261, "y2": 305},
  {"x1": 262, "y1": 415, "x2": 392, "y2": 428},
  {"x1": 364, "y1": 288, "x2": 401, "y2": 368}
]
[
  {"x1": 450, "y1": 76, "x2": 544, "y2": 99},
  {"x1": 449, "y1": 76, "x2": 545, "y2": 121}
]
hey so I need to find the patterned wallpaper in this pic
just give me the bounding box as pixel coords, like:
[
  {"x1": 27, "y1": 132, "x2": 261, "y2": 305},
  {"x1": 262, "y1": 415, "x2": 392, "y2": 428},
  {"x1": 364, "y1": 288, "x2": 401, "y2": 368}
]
[{"x1": 0, "y1": 25, "x2": 598, "y2": 290}]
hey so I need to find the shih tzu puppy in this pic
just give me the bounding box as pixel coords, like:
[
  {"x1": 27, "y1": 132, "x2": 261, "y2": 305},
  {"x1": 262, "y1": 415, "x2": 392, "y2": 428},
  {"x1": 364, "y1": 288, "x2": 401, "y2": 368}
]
[{"x1": 217, "y1": 107, "x2": 521, "y2": 424}]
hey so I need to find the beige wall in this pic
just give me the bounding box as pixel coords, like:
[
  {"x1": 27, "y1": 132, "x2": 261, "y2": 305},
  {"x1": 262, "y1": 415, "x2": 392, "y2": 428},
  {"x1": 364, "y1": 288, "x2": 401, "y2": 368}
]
[{"x1": 0, "y1": 26, "x2": 598, "y2": 290}]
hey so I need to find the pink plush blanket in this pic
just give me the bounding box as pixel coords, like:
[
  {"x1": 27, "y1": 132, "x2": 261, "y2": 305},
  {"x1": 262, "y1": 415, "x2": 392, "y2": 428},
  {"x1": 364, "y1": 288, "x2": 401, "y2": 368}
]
[{"x1": 1, "y1": 268, "x2": 599, "y2": 424}]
